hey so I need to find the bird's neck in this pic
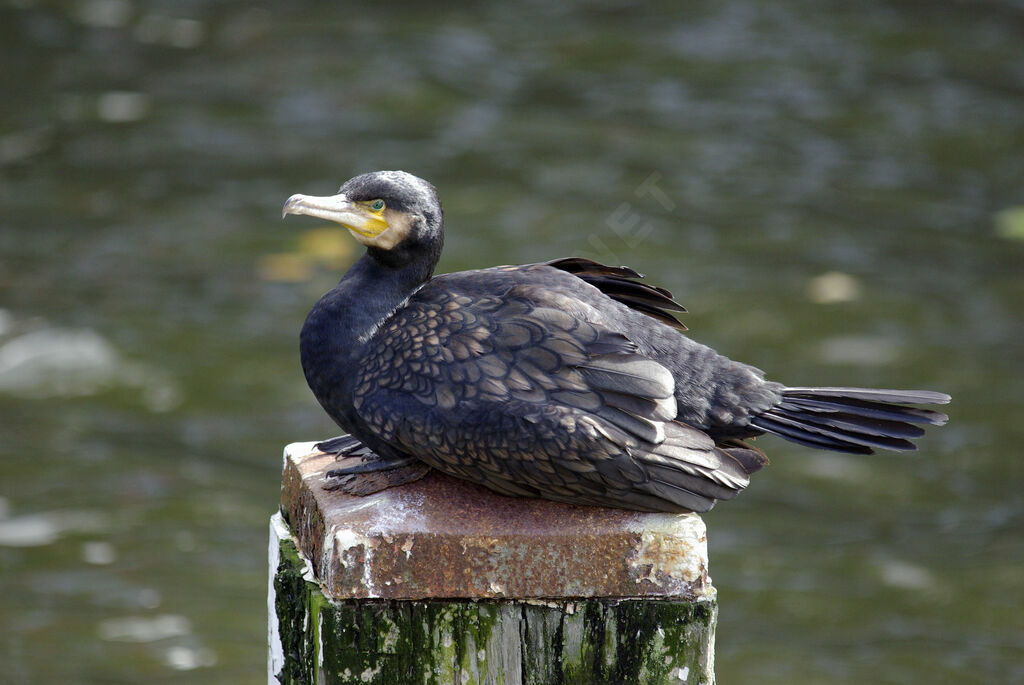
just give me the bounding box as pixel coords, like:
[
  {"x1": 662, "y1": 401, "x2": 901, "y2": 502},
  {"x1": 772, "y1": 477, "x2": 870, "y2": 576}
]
[{"x1": 301, "y1": 252, "x2": 433, "y2": 367}]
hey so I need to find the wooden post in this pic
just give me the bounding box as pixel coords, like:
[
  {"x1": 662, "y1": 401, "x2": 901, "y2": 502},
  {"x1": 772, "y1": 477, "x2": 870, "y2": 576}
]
[{"x1": 269, "y1": 442, "x2": 717, "y2": 685}]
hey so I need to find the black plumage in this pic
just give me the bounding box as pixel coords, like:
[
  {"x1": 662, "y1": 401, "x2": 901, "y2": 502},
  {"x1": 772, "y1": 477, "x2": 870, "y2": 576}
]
[{"x1": 283, "y1": 170, "x2": 949, "y2": 513}]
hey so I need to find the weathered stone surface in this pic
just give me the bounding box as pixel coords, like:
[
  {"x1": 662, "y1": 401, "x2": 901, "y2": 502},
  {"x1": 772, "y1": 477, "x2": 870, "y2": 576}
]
[
  {"x1": 270, "y1": 514, "x2": 717, "y2": 685},
  {"x1": 280, "y1": 441, "x2": 714, "y2": 601}
]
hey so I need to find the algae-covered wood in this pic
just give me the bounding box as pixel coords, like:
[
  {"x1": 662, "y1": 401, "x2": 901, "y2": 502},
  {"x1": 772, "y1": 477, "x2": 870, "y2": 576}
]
[{"x1": 271, "y1": 515, "x2": 716, "y2": 685}]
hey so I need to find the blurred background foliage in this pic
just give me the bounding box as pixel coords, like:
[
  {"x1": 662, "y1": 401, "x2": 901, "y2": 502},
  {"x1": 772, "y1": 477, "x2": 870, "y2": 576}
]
[{"x1": 1, "y1": 0, "x2": 1022, "y2": 682}]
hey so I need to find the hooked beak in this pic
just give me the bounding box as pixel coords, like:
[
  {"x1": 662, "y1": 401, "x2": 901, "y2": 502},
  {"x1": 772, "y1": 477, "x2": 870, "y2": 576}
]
[{"x1": 282, "y1": 192, "x2": 389, "y2": 241}]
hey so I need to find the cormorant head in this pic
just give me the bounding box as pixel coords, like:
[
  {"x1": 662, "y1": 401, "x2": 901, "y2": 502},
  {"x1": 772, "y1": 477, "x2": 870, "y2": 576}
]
[{"x1": 283, "y1": 170, "x2": 443, "y2": 268}]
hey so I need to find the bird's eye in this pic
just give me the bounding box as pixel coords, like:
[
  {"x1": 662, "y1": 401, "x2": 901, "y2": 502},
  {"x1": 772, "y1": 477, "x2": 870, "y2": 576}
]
[{"x1": 370, "y1": 199, "x2": 385, "y2": 211}]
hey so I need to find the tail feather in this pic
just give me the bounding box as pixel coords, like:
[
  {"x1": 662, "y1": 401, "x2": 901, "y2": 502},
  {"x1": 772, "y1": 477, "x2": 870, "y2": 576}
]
[
  {"x1": 751, "y1": 414, "x2": 875, "y2": 454},
  {"x1": 775, "y1": 402, "x2": 927, "y2": 438},
  {"x1": 751, "y1": 387, "x2": 950, "y2": 455},
  {"x1": 783, "y1": 387, "x2": 950, "y2": 406},
  {"x1": 781, "y1": 395, "x2": 948, "y2": 426},
  {"x1": 756, "y1": 412, "x2": 917, "y2": 452}
]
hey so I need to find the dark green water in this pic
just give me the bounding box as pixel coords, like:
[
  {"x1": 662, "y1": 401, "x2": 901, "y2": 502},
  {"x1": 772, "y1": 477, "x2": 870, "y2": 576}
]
[{"x1": 2, "y1": 1, "x2": 1022, "y2": 682}]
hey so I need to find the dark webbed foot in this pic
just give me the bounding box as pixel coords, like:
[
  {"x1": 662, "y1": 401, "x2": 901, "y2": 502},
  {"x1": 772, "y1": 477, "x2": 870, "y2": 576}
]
[
  {"x1": 315, "y1": 434, "x2": 366, "y2": 456},
  {"x1": 326, "y1": 455, "x2": 420, "y2": 476},
  {"x1": 313, "y1": 434, "x2": 430, "y2": 496}
]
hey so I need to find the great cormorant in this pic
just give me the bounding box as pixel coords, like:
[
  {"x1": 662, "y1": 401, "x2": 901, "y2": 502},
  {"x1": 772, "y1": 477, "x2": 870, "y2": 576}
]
[{"x1": 283, "y1": 170, "x2": 949, "y2": 513}]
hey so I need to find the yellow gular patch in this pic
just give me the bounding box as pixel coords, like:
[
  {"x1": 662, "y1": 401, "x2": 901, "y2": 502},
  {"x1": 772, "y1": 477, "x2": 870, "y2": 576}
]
[{"x1": 357, "y1": 208, "x2": 413, "y2": 250}]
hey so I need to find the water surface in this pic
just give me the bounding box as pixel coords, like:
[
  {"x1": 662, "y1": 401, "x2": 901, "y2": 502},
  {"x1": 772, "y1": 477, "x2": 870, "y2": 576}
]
[{"x1": 2, "y1": 1, "x2": 1022, "y2": 682}]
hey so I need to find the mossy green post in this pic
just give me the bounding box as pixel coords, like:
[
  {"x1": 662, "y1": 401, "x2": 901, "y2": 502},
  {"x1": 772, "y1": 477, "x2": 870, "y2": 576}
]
[{"x1": 269, "y1": 442, "x2": 717, "y2": 685}]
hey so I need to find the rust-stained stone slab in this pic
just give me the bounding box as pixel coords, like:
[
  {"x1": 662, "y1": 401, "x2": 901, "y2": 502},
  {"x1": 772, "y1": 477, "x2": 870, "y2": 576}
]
[{"x1": 280, "y1": 441, "x2": 714, "y2": 601}]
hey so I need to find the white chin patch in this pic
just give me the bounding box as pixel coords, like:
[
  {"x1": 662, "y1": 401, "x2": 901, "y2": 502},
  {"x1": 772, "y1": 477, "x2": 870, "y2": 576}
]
[{"x1": 358, "y1": 211, "x2": 412, "y2": 250}]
